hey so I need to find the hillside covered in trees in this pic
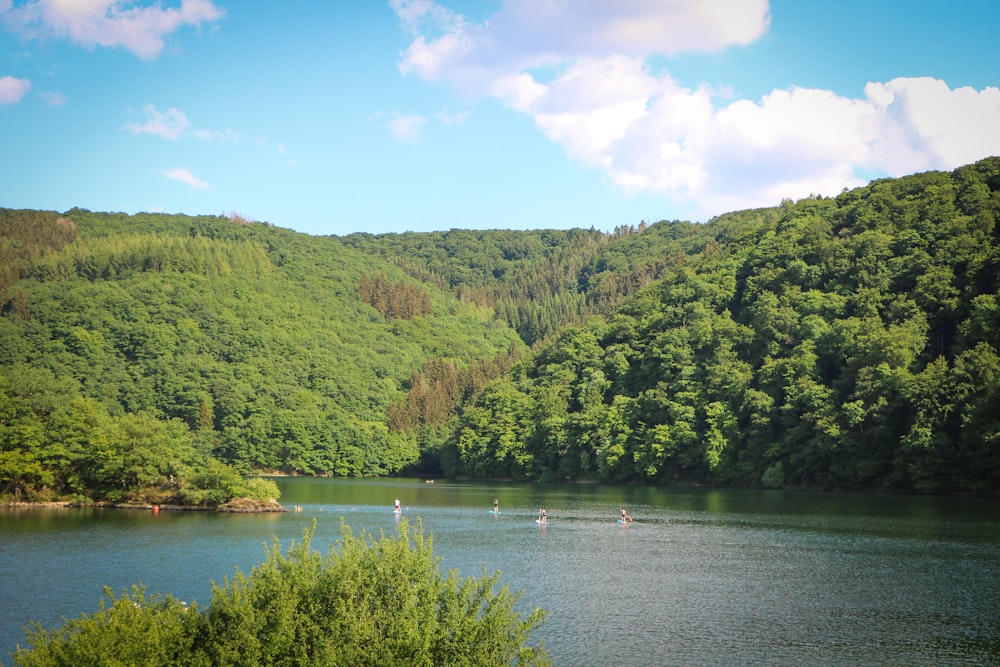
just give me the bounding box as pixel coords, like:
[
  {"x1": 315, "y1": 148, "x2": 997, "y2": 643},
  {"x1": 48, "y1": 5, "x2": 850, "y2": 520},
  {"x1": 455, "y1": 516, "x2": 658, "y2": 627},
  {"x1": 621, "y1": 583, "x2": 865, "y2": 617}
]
[
  {"x1": 432, "y1": 159, "x2": 1000, "y2": 494},
  {"x1": 2, "y1": 157, "x2": 999, "y2": 498},
  {"x1": 0, "y1": 209, "x2": 523, "y2": 502}
]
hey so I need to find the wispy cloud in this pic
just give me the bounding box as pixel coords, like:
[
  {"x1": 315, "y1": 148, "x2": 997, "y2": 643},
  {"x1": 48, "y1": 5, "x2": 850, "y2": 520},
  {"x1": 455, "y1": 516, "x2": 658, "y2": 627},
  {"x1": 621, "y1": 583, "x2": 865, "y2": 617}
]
[
  {"x1": 162, "y1": 166, "x2": 209, "y2": 190},
  {"x1": 125, "y1": 104, "x2": 242, "y2": 143},
  {"x1": 125, "y1": 104, "x2": 190, "y2": 139},
  {"x1": 0, "y1": 0, "x2": 225, "y2": 60},
  {"x1": 392, "y1": 0, "x2": 1000, "y2": 218},
  {"x1": 374, "y1": 108, "x2": 470, "y2": 142},
  {"x1": 0, "y1": 75, "x2": 31, "y2": 104}
]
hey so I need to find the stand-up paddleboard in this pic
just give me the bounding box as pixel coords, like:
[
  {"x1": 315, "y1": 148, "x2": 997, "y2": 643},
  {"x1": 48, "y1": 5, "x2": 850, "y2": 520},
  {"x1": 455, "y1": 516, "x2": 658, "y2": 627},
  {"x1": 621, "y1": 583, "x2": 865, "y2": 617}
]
[
  {"x1": 535, "y1": 519, "x2": 547, "y2": 524},
  {"x1": 489, "y1": 510, "x2": 501, "y2": 515}
]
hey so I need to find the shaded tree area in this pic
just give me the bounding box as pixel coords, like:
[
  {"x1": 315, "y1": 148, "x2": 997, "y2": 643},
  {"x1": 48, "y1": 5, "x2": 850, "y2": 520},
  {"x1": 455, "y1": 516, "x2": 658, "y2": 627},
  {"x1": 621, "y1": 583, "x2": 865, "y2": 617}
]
[
  {"x1": 442, "y1": 158, "x2": 1000, "y2": 494},
  {"x1": 12, "y1": 522, "x2": 549, "y2": 667},
  {"x1": 386, "y1": 345, "x2": 523, "y2": 474},
  {"x1": 359, "y1": 273, "x2": 433, "y2": 320}
]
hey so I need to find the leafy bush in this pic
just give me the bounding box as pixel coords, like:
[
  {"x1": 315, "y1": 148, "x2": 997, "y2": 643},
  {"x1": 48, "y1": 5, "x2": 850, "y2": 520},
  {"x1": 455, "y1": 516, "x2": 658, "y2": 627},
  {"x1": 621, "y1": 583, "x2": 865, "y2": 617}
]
[
  {"x1": 238, "y1": 476, "x2": 281, "y2": 503},
  {"x1": 12, "y1": 521, "x2": 549, "y2": 667},
  {"x1": 12, "y1": 586, "x2": 197, "y2": 667}
]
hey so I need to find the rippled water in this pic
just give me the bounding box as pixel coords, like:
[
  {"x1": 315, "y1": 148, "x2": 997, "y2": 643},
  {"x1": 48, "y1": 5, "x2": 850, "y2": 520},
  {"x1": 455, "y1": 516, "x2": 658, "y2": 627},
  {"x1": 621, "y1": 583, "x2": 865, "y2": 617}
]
[{"x1": 2, "y1": 479, "x2": 998, "y2": 665}]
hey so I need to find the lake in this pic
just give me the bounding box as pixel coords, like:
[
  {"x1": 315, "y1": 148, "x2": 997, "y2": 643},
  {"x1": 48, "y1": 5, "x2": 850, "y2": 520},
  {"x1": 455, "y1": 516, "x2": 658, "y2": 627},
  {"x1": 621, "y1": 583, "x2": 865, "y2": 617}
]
[{"x1": 2, "y1": 478, "x2": 998, "y2": 665}]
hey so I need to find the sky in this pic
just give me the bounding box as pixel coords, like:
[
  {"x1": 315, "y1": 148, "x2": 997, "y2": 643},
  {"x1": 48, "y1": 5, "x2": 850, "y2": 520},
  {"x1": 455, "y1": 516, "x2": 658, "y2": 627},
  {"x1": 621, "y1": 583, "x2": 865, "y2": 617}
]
[{"x1": 1, "y1": 0, "x2": 999, "y2": 237}]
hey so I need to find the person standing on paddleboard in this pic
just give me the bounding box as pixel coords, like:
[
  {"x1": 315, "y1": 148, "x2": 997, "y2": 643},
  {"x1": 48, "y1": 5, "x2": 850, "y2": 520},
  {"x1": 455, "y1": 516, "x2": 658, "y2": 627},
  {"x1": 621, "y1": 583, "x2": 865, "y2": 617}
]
[{"x1": 538, "y1": 507, "x2": 547, "y2": 523}]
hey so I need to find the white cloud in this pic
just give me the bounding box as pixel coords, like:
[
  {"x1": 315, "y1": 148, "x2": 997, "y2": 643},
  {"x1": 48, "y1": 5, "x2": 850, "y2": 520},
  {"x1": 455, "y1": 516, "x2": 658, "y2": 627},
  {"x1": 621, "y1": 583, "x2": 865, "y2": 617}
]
[
  {"x1": 395, "y1": 0, "x2": 770, "y2": 95},
  {"x1": 1, "y1": 0, "x2": 224, "y2": 60},
  {"x1": 162, "y1": 166, "x2": 209, "y2": 190},
  {"x1": 517, "y1": 55, "x2": 673, "y2": 165},
  {"x1": 866, "y1": 77, "x2": 1000, "y2": 174},
  {"x1": 125, "y1": 104, "x2": 190, "y2": 139},
  {"x1": 526, "y1": 68, "x2": 1000, "y2": 218},
  {"x1": 484, "y1": 0, "x2": 769, "y2": 58},
  {"x1": 0, "y1": 75, "x2": 31, "y2": 104},
  {"x1": 393, "y1": 0, "x2": 1000, "y2": 219}
]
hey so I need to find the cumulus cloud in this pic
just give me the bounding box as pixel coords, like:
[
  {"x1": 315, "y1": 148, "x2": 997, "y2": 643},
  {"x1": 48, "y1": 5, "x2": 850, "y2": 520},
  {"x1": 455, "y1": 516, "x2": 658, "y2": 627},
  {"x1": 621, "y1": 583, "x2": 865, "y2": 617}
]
[
  {"x1": 162, "y1": 166, "x2": 209, "y2": 190},
  {"x1": 866, "y1": 77, "x2": 1000, "y2": 174},
  {"x1": 394, "y1": 0, "x2": 769, "y2": 95},
  {"x1": 0, "y1": 75, "x2": 31, "y2": 104},
  {"x1": 1, "y1": 0, "x2": 224, "y2": 60},
  {"x1": 392, "y1": 0, "x2": 1000, "y2": 219}
]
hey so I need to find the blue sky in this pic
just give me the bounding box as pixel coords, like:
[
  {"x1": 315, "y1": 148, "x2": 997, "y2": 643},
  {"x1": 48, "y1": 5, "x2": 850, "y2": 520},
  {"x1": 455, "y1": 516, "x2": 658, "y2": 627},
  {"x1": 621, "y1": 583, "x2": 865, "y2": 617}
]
[{"x1": 2, "y1": 0, "x2": 998, "y2": 237}]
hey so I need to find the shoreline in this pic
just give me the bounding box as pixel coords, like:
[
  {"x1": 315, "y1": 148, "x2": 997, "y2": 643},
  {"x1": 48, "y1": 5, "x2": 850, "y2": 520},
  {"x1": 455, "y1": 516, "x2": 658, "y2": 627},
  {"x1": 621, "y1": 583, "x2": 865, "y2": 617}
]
[{"x1": 1, "y1": 498, "x2": 287, "y2": 513}]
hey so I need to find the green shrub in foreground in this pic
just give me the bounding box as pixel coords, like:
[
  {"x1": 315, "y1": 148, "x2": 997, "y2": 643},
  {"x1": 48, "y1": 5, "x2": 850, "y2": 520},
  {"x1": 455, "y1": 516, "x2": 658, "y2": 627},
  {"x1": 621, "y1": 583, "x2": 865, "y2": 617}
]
[{"x1": 11, "y1": 520, "x2": 548, "y2": 667}]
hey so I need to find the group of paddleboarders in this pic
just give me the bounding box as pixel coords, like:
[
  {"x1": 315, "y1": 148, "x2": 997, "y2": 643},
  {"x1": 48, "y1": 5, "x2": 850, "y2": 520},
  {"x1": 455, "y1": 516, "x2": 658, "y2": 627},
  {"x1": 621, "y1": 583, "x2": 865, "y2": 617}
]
[
  {"x1": 392, "y1": 497, "x2": 635, "y2": 523},
  {"x1": 504, "y1": 499, "x2": 633, "y2": 524}
]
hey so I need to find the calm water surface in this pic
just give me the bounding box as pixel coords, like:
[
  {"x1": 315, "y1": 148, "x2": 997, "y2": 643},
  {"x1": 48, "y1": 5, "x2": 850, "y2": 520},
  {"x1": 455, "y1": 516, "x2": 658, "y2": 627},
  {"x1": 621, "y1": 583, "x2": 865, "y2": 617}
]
[{"x1": 1, "y1": 479, "x2": 998, "y2": 666}]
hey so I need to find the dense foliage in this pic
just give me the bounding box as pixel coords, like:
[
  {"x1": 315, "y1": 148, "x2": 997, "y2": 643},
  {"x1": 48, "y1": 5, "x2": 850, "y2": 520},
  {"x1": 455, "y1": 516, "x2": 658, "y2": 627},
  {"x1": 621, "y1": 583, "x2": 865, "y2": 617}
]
[
  {"x1": 2, "y1": 158, "x2": 999, "y2": 496},
  {"x1": 439, "y1": 159, "x2": 1000, "y2": 493},
  {"x1": 0, "y1": 210, "x2": 522, "y2": 500},
  {"x1": 10, "y1": 521, "x2": 548, "y2": 667}
]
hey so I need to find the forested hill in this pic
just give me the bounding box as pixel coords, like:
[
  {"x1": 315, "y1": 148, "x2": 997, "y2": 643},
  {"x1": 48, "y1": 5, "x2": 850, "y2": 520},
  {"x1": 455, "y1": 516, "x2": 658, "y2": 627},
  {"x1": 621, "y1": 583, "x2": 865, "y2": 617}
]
[
  {"x1": 436, "y1": 158, "x2": 1000, "y2": 494},
  {"x1": 1, "y1": 157, "x2": 999, "y2": 497},
  {"x1": 0, "y1": 209, "x2": 527, "y2": 499}
]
